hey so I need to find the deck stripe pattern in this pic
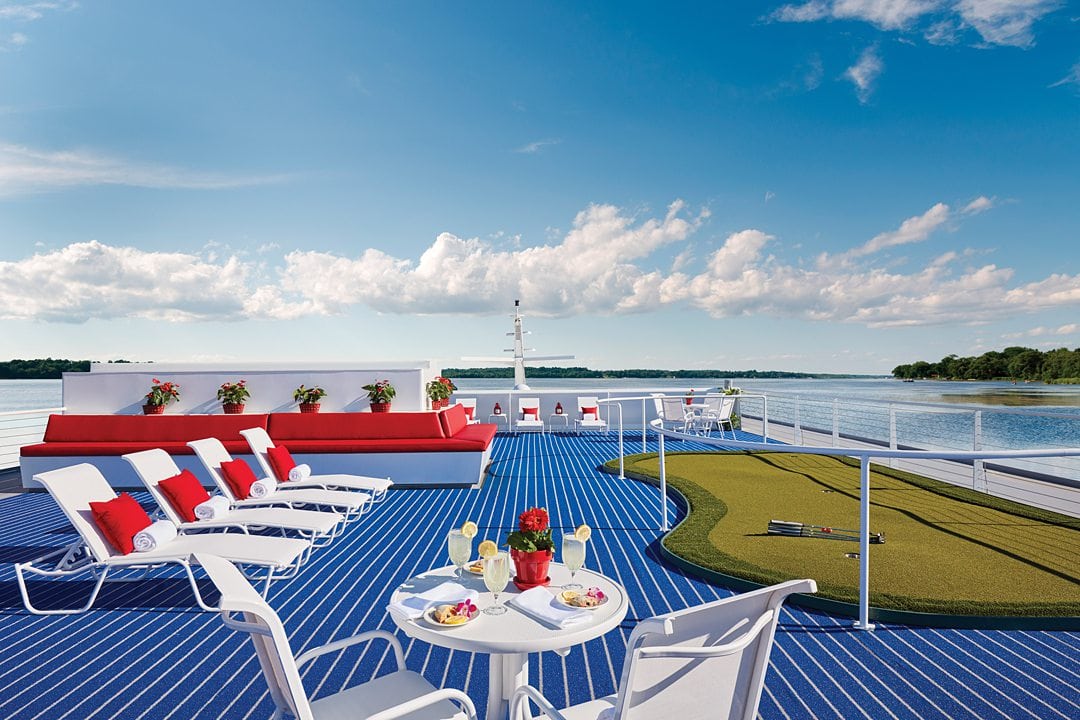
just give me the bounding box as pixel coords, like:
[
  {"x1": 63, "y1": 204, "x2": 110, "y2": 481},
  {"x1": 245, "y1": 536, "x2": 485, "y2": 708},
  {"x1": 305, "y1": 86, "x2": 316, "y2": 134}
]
[{"x1": 0, "y1": 431, "x2": 1077, "y2": 719}]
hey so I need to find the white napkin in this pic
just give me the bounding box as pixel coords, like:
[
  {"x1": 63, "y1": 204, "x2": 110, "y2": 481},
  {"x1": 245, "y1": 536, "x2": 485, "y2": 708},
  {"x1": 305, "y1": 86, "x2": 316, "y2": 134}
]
[
  {"x1": 288, "y1": 464, "x2": 312, "y2": 482},
  {"x1": 248, "y1": 477, "x2": 277, "y2": 499},
  {"x1": 194, "y1": 495, "x2": 231, "y2": 520},
  {"x1": 509, "y1": 587, "x2": 592, "y2": 629},
  {"x1": 133, "y1": 520, "x2": 178, "y2": 552},
  {"x1": 387, "y1": 581, "x2": 478, "y2": 622}
]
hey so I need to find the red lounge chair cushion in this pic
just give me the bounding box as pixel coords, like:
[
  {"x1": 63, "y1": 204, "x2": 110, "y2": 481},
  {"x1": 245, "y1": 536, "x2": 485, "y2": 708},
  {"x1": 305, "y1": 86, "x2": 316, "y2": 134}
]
[
  {"x1": 89, "y1": 492, "x2": 153, "y2": 555},
  {"x1": 220, "y1": 458, "x2": 259, "y2": 500},
  {"x1": 266, "y1": 445, "x2": 296, "y2": 483},
  {"x1": 522, "y1": 409, "x2": 539, "y2": 419},
  {"x1": 158, "y1": 469, "x2": 211, "y2": 522},
  {"x1": 581, "y1": 406, "x2": 599, "y2": 415},
  {"x1": 439, "y1": 404, "x2": 469, "y2": 438},
  {"x1": 42, "y1": 414, "x2": 268, "y2": 443},
  {"x1": 267, "y1": 412, "x2": 446, "y2": 441}
]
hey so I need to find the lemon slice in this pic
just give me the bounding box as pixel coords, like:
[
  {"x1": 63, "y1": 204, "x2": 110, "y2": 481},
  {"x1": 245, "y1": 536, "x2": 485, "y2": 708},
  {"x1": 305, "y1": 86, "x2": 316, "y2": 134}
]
[
  {"x1": 574, "y1": 524, "x2": 592, "y2": 542},
  {"x1": 560, "y1": 590, "x2": 579, "y2": 602},
  {"x1": 460, "y1": 521, "x2": 478, "y2": 539},
  {"x1": 477, "y1": 539, "x2": 498, "y2": 558}
]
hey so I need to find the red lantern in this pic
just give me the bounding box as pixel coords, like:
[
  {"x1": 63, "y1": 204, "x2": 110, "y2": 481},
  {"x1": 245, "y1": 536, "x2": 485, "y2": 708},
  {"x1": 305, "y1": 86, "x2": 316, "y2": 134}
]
[
  {"x1": 555, "y1": 402, "x2": 563, "y2": 415},
  {"x1": 493, "y1": 402, "x2": 502, "y2": 415}
]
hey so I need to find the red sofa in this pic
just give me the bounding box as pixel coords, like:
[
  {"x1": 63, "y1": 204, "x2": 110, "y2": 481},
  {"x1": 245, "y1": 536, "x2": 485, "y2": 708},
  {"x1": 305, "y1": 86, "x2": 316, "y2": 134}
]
[{"x1": 20, "y1": 404, "x2": 497, "y2": 489}]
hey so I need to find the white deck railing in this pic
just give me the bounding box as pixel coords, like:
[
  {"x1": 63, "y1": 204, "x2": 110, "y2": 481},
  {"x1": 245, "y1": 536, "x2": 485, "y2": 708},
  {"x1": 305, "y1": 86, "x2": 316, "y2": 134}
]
[{"x1": 0, "y1": 408, "x2": 64, "y2": 470}]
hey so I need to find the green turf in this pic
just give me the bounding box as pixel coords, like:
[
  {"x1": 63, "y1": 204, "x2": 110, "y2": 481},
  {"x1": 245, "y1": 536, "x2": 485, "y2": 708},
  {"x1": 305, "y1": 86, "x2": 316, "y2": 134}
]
[{"x1": 607, "y1": 451, "x2": 1080, "y2": 617}]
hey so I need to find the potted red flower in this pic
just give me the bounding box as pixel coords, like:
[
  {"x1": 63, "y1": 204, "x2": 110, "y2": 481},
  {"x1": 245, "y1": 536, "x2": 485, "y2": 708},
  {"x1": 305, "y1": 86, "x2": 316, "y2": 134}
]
[
  {"x1": 293, "y1": 384, "x2": 327, "y2": 413},
  {"x1": 216, "y1": 380, "x2": 250, "y2": 414},
  {"x1": 426, "y1": 376, "x2": 457, "y2": 410},
  {"x1": 362, "y1": 380, "x2": 396, "y2": 413},
  {"x1": 143, "y1": 378, "x2": 180, "y2": 414},
  {"x1": 506, "y1": 506, "x2": 554, "y2": 589}
]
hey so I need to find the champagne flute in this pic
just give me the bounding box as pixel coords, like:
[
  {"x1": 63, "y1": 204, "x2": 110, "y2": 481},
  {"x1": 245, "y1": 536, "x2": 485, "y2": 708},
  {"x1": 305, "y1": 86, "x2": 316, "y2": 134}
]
[
  {"x1": 482, "y1": 551, "x2": 510, "y2": 615},
  {"x1": 447, "y1": 529, "x2": 471, "y2": 579},
  {"x1": 562, "y1": 532, "x2": 586, "y2": 590}
]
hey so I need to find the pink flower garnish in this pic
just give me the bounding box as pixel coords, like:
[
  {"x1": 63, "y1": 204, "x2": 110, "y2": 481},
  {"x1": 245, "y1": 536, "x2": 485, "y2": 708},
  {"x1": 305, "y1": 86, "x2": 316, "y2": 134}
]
[
  {"x1": 586, "y1": 587, "x2": 605, "y2": 600},
  {"x1": 455, "y1": 599, "x2": 477, "y2": 617}
]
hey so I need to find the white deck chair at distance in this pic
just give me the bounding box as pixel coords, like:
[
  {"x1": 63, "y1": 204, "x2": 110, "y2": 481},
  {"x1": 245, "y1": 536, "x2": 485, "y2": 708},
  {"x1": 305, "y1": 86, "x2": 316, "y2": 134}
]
[
  {"x1": 196, "y1": 552, "x2": 477, "y2": 720},
  {"x1": 14, "y1": 464, "x2": 310, "y2": 615},
  {"x1": 123, "y1": 449, "x2": 344, "y2": 549},
  {"x1": 658, "y1": 396, "x2": 694, "y2": 434},
  {"x1": 455, "y1": 398, "x2": 480, "y2": 424},
  {"x1": 510, "y1": 578, "x2": 817, "y2": 720},
  {"x1": 700, "y1": 394, "x2": 736, "y2": 438},
  {"x1": 239, "y1": 426, "x2": 392, "y2": 502},
  {"x1": 187, "y1": 438, "x2": 370, "y2": 522},
  {"x1": 574, "y1": 396, "x2": 607, "y2": 434},
  {"x1": 516, "y1": 398, "x2": 545, "y2": 433}
]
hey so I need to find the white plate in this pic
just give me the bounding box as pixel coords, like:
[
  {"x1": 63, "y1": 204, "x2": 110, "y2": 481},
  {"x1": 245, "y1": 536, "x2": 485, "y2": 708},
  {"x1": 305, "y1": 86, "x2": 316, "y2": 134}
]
[
  {"x1": 421, "y1": 604, "x2": 479, "y2": 629},
  {"x1": 465, "y1": 562, "x2": 484, "y2": 575},
  {"x1": 555, "y1": 591, "x2": 609, "y2": 610}
]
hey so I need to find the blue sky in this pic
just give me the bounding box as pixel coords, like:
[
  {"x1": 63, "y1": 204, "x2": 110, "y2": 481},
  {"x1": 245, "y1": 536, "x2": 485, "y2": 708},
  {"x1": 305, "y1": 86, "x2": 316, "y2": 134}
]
[{"x1": 0, "y1": 1, "x2": 1077, "y2": 374}]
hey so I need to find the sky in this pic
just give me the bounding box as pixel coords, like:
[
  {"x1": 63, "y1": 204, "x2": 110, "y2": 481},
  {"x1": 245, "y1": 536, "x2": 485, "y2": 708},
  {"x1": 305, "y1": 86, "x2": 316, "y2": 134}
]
[{"x1": 0, "y1": 1, "x2": 1077, "y2": 374}]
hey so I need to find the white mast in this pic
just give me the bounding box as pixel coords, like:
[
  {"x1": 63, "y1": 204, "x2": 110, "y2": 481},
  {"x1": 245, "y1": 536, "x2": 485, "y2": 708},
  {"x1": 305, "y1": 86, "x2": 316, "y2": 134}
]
[{"x1": 461, "y1": 300, "x2": 574, "y2": 390}]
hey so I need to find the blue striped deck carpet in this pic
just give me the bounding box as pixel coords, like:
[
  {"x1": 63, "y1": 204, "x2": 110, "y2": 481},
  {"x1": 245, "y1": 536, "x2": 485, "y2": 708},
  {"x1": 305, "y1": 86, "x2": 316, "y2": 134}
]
[{"x1": 0, "y1": 431, "x2": 1077, "y2": 719}]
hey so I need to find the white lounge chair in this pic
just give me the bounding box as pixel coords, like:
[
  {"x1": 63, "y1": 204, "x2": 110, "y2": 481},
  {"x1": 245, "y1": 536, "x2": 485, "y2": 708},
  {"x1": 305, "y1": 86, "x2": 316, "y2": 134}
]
[
  {"x1": 123, "y1": 449, "x2": 344, "y2": 548},
  {"x1": 510, "y1": 578, "x2": 817, "y2": 720},
  {"x1": 239, "y1": 427, "x2": 392, "y2": 503},
  {"x1": 196, "y1": 552, "x2": 478, "y2": 720},
  {"x1": 14, "y1": 464, "x2": 310, "y2": 615},
  {"x1": 658, "y1": 396, "x2": 694, "y2": 434},
  {"x1": 573, "y1": 396, "x2": 607, "y2": 434},
  {"x1": 516, "y1": 398, "x2": 545, "y2": 433},
  {"x1": 187, "y1": 438, "x2": 369, "y2": 522}
]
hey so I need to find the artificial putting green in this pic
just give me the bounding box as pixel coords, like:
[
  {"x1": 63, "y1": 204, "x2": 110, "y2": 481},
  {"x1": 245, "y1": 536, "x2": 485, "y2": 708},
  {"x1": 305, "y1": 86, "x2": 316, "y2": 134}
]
[{"x1": 609, "y1": 451, "x2": 1080, "y2": 617}]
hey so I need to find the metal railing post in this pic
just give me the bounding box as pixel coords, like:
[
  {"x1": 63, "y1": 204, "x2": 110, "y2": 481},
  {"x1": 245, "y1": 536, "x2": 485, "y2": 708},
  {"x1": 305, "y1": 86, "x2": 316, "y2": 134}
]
[
  {"x1": 832, "y1": 399, "x2": 839, "y2": 447},
  {"x1": 974, "y1": 411, "x2": 985, "y2": 492},
  {"x1": 616, "y1": 403, "x2": 625, "y2": 479},
  {"x1": 855, "y1": 454, "x2": 875, "y2": 631},
  {"x1": 657, "y1": 428, "x2": 669, "y2": 532},
  {"x1": 641, "y1": 398, "x2": 647, "y2": 454},
  {"x1": 889, "y1": 406, "x2": 898, "y2": 469},
  {"x1": 794, "y1": 396, "x2": 802, "y2": 445}
]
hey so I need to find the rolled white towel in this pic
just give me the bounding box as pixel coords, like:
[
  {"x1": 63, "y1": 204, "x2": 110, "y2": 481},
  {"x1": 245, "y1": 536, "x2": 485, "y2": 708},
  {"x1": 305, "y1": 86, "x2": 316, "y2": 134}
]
[
  {"x1": 194, "y1": 495, "x2": 231, "y2": 520},
  {"x1": 247, "y1": 477, "x2": 278, "y2": 499},
  {"x1": 133, "y1": 520, "x2": 178, "y2": 553},
  {"x1": 288, "y1": 464, "x2": 312, "y2": 482}
]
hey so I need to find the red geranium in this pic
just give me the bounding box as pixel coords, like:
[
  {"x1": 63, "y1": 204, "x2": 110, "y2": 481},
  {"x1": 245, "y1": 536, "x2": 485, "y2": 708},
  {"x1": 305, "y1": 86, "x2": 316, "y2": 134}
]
[{"x1": 507, "y1": 506, "x2": 553, "y2": 552}]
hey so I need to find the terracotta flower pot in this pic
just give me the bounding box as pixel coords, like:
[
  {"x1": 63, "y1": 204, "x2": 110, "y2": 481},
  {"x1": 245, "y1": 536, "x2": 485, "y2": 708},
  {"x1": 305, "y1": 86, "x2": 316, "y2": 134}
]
[
  {"x1": 511, "y1": 548, "x2": 553, "y2": 590},
  {"x1": 299, "y1": 402, "x2": 321, "y2": 414},
  {"x1": 142, "y1": 404, "x2": 165, "y2": 415},
  {"x1": 222, "y1": 403, "x2": 245, "y2": 414},
  {"x1": 370, "y1": 402, "x2": 391, "y2": 413}
]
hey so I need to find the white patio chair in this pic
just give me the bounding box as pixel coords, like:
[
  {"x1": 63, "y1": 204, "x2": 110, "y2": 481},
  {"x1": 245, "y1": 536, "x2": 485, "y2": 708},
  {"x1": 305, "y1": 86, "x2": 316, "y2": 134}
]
[
  {"x1": 240, "y1": 427, "x2": 393, "y2": 503},
  {"x1": 455, "y1": 398, "x2": 480, "y2": 424},
  {"x1": 196, "y1": 552, "x2": 477, "y2": 720},
  {"x1": 574, "y1": 396, "x2": 607, "y2": 434},
  {"x1": 516, "y1": 398, "x2": 545, "y2": 433},
  {"x1": 700, "y1": 395, "x2": 736, "y2": 438},
  {"x1": 187, "y1": 438, "x2": 369, "y2": 522},
  {"x1": 123, "y1": 449, "x2": 343, "y2": 548},
  {"x1": 658, "y1": 396, "x2": 694, "y2": 434},
  {"x1": 510, "y1": 578, "x2": 817, "y2": 720},
  {"x1": 14, "y1": 464, "x2": 310, "y2": 615}
]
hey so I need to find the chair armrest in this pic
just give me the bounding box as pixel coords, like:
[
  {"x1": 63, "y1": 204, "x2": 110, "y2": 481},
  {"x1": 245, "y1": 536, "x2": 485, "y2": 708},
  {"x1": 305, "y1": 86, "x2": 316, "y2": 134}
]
[
  {"x1": 295, "y1": 629, "x2": 405, "y2": 671},
  {"x1": 366, "y1": 687, "x2": 477, "y2": 720},
  {"x1": 510, "y1": 685, "x2": 570, "y2": 720}
]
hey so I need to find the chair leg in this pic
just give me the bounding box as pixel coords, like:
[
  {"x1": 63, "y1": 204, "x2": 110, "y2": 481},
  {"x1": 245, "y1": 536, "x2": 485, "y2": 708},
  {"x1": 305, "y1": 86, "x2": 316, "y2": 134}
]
[{"x1": 15, "y1": 560, "x2": 110, "y2": 616}]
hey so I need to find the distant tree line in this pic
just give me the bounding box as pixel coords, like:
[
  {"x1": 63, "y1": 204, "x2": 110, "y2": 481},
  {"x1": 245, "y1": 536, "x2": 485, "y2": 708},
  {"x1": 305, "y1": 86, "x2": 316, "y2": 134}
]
[
  {"x1": 892, "y1": 347, "x2": 1080, "y2": 383},
  {"x1": 0, "y1": 358, "x2": 132, "y2": 379},
  {"x1": 442, "y1": 366, "x2": 875, "y2": 380}
]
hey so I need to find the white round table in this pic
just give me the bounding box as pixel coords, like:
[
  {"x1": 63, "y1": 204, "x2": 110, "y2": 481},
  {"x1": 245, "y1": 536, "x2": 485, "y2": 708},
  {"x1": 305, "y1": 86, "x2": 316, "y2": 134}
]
[{"x1": 389, "y1": 562, "x2": 628, "y2": 720}]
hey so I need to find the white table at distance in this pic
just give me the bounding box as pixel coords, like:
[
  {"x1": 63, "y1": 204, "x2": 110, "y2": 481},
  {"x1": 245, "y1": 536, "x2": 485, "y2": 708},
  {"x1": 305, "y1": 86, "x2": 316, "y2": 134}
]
[{"x1": 389, "y1": 563, "x2": 628, "y2": 720}]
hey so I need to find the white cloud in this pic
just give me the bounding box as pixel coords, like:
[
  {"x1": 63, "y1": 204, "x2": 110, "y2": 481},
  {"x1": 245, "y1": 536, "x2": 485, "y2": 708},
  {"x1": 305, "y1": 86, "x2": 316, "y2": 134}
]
[
  {"x1": 1004, "y1": 323, "x2": 1080, "y2": 338},
  {"x1": 0, "y1": 143, "x2": 289, "y2": 196},
  {"x1": 844, "y1": 47, "x2": 884, "y2": 103},
  {"x1": 515, "y1": 139, "x2": 561, "y2": 155},
  {"x1": 961, "y1": 195, "x2": 994, "y2": 214},
  {"x1": 771, "y1": 0, "x2": 1061, "y2": 46},
  {"x1": 3, "y1": 198, "x2": 1078, "y2": 330},
  {"x1": 956, "y1": 0, "x2": 1061, "y2": 47},
  {"x1": 1050, "y1": 60, "x2": 1080, "y2": 88},
  {"x1": 0, "y1": 241, "x2": 257, "y2": 323}
]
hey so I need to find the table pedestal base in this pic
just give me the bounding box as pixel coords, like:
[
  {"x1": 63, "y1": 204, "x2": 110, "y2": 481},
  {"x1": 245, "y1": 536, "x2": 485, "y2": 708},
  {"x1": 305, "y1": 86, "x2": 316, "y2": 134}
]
[{"x1": 488, "y1": 652, "x2": 528, "y2": 720}]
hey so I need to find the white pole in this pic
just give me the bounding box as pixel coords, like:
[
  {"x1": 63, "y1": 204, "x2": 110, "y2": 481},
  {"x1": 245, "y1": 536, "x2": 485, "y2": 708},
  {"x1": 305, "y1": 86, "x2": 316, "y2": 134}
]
[
  {"x1": 641, "y1": 398, "x2": 647, "y2": 454},
  {"x1": 855, "y1": 455, "x2": 875, "y2": 631},
  {"x1": 617, "y1": 403, "x2": 625, "y2": 479},
  {"x1": 658, "y1": 429, "x2": 669, "y2": 532}
]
